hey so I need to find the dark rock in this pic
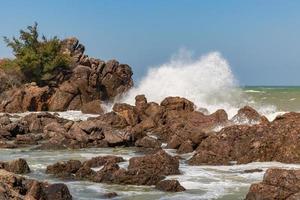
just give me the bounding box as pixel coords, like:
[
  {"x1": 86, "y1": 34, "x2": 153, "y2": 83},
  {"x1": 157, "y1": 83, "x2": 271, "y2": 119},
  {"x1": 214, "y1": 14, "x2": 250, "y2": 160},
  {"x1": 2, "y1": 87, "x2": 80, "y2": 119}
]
[
  {"x1": 0, "y1": 158, "x2": 30, "y2": 174},
  {"x1": 46, "y1": 160, "x2": 82, "y2": 178},
  {"x1": 102, "y1": 192, "x2": 118, "y2": 199},
  {"x1": 128, "y1": 150, "x2": 180, "y2": 176},
  {"x1": 155, "y1": 180, "x2": 186, "y2": 192},
  {"x1": 44, "y1": 183, "x2": 73, "y2": 200},
  {"x1": 0, "y1": 169, "x2": 72, "y2": 200},
  {"x1": 82, "y1": 156, "x2": 124, "y2": 168}
]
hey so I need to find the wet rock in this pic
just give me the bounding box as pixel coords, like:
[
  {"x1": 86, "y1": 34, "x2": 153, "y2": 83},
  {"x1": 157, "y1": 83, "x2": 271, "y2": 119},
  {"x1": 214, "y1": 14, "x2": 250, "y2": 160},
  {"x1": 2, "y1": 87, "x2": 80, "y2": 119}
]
[
  {"x1": 155, "y1": 180, "x2": 186, "y2": 192},
  {"x1": 161, "y1": 96, "x2": 194, "y2": 112},
  {"x1": 243, "y1": 169, "x2": 263, "y2": 173},
  {"x1": 4, "y1": 122, "x2": 28, "y2": 138},
  {"x1": 46, "y1": 160, "x2": 82, "y2": 178},
  {"x1": 101, "y1": 192, "x2": 118, "y2": 199},
  {"x1": 232, "y1": 106, "x2": 265, "y2": 124},
  {"x1": 82, "y1": 156, "x2": 124, "y2": 168},
  {"x1": 189, "y1": 112, "x2": 300, "y2": 165},
  {"x1": 0, "y1": 158, "x2": 30, "y2": 174},
  {"x1": 15, "y1": 134, "x2": 41, "y2": 145},
  {"x1": 245, "y1": 168, "x2": 300, "y2": 200},
  {"x1": 43, "y1": 183, "x2": 73, "y2": 200},
  {"x1": 0, "y1": 115, "x2": 11, "y2": 127},
  {"x1": 128, "y1": 150, "x2": 180, "y2": 176},
  {"x1": 135, "y1": 136, "x2": 161, "y2": 149},
  {"x1": 0, "y1": 169, "x2": 72, "y2": 200},
  {"x1": 177, "y1": 140, "x2": 194, "y2": 154}
]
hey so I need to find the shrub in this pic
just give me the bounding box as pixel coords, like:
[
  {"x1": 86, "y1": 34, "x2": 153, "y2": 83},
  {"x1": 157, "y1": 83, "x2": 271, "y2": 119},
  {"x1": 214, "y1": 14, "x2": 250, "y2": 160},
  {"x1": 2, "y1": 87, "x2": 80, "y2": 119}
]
[{"x1": 3, "y1": 22, "x2": 71, "y2": 85}]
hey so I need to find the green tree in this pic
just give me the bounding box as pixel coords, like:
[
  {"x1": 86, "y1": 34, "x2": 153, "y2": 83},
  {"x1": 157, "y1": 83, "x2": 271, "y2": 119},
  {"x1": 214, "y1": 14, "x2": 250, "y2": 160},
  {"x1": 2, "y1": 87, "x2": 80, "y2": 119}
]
[{"x1": 3, "y1": 22, "x2": 71, "y2": 85}]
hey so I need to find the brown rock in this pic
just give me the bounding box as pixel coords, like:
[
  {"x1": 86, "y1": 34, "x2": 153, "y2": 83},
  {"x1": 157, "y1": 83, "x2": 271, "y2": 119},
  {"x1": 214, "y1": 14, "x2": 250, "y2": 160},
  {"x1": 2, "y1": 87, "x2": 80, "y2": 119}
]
[
  {"x1": 161, "y1": 97, "x2": 194, "y2": 112},
  {"x1": 245, "y1": 168, "x2": 300, "y2": 200},
  {"x1": 0, "y1": 169, "x2": 72, "y2": 200},
  {"x1": 128, "y1": 150, "x2": 180, "y2": 176},
  {"x1": 81, "y1": 100, "x2": 104, "y2": 114},
  {"x1": 2, "y1": 158, "x2": 30, "y2": 174},
  {"x1": 82, "y1": 156, "x2": 124, "y2": 168},
  {"x1": 155, "y1": 180, "x2": 186, "y2": 192},
  {"x1": 232, "y1": 106, "x2": 263, "y2": 124},
  {"x1": 46, "y1": 160, "x2": 82, "y2": 178},
  {"x1": 135, "y1": 136, "x2": 162, "y2": 149},
  {"x1": 189, "y1": 112, "x2": 300, "y2": 165},
  {"x1": 113, "y1": 103, "x2": 139, "y2": 126},
  {"x1": 44, "y1": 183, "x2": 72, "y2": 200}
]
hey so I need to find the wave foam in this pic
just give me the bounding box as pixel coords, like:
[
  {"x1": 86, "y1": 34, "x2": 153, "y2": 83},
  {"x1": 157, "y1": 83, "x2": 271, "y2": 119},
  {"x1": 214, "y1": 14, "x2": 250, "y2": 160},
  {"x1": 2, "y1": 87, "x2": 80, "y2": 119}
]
[{"x1": 122, "y1": 50, "x2": 253, "y2": 118}]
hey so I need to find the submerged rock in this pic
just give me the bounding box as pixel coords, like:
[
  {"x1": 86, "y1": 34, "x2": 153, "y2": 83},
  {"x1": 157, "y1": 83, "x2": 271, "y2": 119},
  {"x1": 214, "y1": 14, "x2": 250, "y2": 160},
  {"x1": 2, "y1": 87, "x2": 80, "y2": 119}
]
[{"x1": 46, "y1": 150, "x2": 180, "y2": 187}]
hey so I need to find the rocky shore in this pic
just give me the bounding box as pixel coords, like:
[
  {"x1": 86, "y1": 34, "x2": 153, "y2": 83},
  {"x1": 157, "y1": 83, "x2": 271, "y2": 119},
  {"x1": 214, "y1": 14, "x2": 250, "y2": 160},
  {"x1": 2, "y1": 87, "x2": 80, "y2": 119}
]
[{"x1": 1, "y1": 37, "x2": 300, "y2": 199}]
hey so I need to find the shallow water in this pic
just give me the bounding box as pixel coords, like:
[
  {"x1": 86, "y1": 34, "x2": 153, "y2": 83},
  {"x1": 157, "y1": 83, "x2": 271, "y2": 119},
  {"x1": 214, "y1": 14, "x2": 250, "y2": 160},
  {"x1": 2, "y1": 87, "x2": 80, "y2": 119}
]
[
  {"x1": 1, "y1": 146, "x2": 300, "y2": 200},
  {"x1": 1, "y1": 86, "x2": 300, "y2": 199}
]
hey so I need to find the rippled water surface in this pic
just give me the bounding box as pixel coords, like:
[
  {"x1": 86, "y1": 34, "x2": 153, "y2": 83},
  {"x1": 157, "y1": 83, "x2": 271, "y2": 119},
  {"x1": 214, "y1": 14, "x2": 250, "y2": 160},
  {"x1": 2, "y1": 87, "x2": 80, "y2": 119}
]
[{"x1": 1, "y1": 146, "x2": 300, "y2": 200}]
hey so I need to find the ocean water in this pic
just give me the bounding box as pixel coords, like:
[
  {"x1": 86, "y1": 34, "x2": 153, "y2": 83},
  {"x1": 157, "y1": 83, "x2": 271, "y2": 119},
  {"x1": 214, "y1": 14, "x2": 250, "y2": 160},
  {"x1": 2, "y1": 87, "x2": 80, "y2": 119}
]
[
  {"x1": 244, "y1": 86, "x2": 300, "y2": 112},
  {"x1": 1, "y1": 51, "x2": 300, "y2": 199}
]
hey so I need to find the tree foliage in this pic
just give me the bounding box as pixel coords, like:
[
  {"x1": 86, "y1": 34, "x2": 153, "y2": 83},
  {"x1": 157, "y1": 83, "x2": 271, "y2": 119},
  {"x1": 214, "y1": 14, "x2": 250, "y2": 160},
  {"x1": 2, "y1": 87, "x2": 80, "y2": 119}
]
[{"x1": 3, "y1": 22, "x2": 71, "y2": 85}]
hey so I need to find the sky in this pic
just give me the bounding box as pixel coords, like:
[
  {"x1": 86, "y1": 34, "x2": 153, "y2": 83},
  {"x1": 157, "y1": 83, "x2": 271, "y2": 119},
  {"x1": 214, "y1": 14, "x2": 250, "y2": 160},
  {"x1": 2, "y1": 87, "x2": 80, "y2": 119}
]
[{"x1": 0, "y1": 0, "x2": 300, "y2": 86}]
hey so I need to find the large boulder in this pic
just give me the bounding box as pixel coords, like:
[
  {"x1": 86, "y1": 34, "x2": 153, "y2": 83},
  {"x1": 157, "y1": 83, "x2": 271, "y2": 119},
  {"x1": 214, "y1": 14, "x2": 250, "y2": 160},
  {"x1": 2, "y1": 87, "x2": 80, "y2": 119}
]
[
  {"x1": 189, "y1": 112, "x2": 300, "y2": 165},
  {"x1": 245, "y1": 168, "x2": 300, "y2": 200}
]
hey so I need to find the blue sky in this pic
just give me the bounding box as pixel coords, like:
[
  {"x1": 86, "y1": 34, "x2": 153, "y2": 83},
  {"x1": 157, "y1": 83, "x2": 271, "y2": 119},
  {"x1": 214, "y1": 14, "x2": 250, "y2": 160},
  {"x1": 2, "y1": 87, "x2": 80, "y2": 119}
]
[{"x1": 0, "y1": 0, "x2": 300, "y2": 85}]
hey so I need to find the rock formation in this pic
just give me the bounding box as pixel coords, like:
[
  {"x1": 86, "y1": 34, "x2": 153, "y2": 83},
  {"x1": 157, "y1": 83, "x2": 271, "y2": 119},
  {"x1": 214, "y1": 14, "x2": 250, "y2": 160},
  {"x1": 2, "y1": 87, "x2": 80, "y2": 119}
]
[
  {"x1": 0, "y1": 37, "x2": 133, "y2": 113},
  {"x1": 245, "y1": 168, "x2": 300, "y2": 200}
]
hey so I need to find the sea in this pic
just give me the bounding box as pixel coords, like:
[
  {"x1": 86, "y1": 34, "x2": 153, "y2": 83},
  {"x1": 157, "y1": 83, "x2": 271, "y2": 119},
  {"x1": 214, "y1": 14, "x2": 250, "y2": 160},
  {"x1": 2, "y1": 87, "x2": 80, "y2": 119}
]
[{"x1": 0, "y1": 52, "x2": 299, "y2": 199}]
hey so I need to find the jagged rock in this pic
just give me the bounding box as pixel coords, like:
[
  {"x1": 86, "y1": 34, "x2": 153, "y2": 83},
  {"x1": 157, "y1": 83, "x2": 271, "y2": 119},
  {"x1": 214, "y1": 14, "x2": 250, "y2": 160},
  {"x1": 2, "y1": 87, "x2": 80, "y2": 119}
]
[
  {"x1": 113, "y1": 103, "x2": 139, "y2": 126},
  {"x1": 245, "y1": 168, "x2": 300, "y2": 200},
  {"x1": 0, "y1": 84, "x2": 50, "y2": 113},
  {"x1": 0, "y1": 37, "x2": 133, "y2": 113},
  {"x1": 232, "y1": 106, "x2": 267, "y2": 124},
  {"x1": 155, "y1": 180, "x2": 186, "y2": 192},
  {"x1": 0, "y1": 158, "x2": 30, "y2": 174},
  {"x1": 0, "y1": 169, "x2": 72, "y2": 200},
  {"x1": 128, "y1": 150, "x2": 180, "y2": 176},
  {"x1": 189, "y1": 112, "x2": 300, "y2": 165},
  {"x1": 46, "y1": 160, "x2": 82, "y2": 178}
]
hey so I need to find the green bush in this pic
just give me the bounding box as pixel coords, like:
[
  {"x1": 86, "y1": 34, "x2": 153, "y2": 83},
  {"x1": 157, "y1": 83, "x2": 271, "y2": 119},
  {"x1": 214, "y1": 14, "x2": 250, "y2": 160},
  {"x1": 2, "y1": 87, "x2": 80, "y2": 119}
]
[{"x1": 3, "y1": 22, "x2": 71, "y2": 85}]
